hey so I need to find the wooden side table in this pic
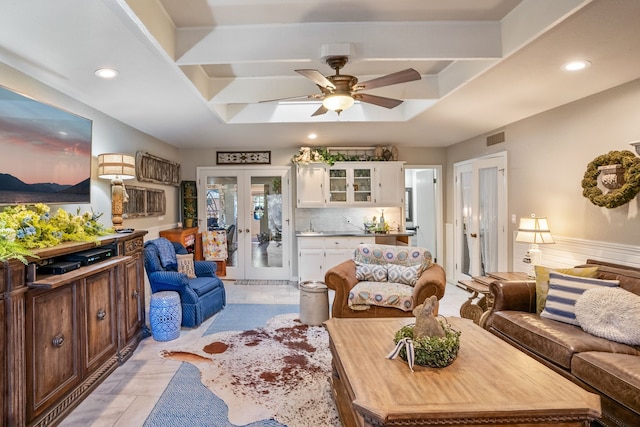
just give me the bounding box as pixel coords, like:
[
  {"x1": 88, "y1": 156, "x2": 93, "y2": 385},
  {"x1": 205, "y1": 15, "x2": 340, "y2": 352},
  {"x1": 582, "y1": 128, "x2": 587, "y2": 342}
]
[
  {"x1": 457, "y1": 272, "x2": 531, "y2": 327},
  {"x1": 159, "y1": 227, "x2": 203, "y2": 260}
]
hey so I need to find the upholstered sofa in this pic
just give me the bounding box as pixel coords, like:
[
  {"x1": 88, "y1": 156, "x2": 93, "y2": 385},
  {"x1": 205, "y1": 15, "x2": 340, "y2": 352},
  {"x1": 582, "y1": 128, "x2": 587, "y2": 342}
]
[
  {"x1": 144, "y1": 238, "x2": 226, "y2": 327},
  {"x1": 325, "y1": 244, "x2": 446, "y2": 318},
  {"x1": 484, "y1": 259, "x2": 640, "y2": 426}
]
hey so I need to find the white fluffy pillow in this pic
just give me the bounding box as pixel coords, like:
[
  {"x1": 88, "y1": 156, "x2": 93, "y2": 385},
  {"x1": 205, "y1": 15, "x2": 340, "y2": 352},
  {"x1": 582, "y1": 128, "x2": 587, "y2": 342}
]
[{"x1": 575, "y1": 287, "x2": 640, "y2": 346}]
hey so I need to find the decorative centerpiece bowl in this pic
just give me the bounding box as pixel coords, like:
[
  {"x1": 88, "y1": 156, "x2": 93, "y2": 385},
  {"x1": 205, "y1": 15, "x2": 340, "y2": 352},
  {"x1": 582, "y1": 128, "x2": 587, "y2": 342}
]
[{"x1": 393, "y1": 320, "x2": 461, "y2": 368}]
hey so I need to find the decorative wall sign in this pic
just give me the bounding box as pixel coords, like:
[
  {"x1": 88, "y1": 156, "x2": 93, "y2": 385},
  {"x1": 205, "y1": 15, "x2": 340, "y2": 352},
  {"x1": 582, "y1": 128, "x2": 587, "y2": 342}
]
[
  {"x1": 123, "y1": 186, "x2": 166, "y2": 218},
  {"x1": 217, "y1": 151, "x2": 271, "y2": 165},
  {"x1": 136, "y1": 151, "x2": 181, "y2": 186}
]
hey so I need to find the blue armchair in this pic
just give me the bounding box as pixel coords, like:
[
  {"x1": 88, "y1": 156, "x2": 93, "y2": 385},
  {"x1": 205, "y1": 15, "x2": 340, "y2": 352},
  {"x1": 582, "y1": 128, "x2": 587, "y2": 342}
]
[{"x1": 144, "y1": 238, "x2": 226, "y2": 327}]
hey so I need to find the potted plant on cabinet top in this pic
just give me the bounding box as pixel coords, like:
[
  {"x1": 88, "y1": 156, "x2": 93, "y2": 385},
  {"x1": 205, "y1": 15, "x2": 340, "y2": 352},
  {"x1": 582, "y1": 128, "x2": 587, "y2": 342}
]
[{"x1": 183, "y1": 203, "x2": 196, "y2": 228}]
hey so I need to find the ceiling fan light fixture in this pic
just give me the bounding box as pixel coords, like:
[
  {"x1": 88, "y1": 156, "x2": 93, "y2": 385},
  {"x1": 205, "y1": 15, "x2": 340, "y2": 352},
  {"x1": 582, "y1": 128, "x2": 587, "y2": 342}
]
[{"x1": 322, "y1": 93, "x2": 354, "y2": 113}]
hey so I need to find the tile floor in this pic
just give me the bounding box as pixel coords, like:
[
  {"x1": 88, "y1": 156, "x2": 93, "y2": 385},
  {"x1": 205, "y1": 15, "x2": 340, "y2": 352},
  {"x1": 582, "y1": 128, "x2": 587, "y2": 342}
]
[{"x1": 59, "y1": 281, "x2": 470, "y2": 427}]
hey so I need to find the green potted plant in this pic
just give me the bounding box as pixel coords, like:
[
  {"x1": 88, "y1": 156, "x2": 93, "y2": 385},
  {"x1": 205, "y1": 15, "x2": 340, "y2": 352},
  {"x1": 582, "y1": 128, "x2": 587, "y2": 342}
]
[{"x1": 183, "y1": 202, "x2": 196, "y2": 228}]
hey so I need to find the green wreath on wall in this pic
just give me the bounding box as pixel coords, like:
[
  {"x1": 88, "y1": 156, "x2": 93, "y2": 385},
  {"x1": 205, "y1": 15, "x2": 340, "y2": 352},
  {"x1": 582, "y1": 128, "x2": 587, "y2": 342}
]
[{"x1": 581, "y1": 150, "x2": 640, "y2": 208}]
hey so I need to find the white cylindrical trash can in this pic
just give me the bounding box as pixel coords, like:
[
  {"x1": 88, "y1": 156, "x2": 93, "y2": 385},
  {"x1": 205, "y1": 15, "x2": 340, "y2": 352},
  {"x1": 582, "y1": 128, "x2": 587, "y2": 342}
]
[{"x1": 299, "y1": 281, "x2": 330, "y2": 326}]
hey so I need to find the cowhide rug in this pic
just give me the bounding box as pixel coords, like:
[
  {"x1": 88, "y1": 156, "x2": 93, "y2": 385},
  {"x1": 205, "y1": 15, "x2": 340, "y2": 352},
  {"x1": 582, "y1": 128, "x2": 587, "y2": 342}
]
[{"x1": 161, "y1": 314, "x2": 340, "y2": 426}]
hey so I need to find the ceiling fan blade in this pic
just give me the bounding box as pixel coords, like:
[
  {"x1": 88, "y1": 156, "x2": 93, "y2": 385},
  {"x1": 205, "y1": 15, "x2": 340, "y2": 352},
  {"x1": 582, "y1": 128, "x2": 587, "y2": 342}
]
[
  {"x1": 357, "y1": 93, "x2": 404, "y2": 109},
  {"x1": 259, "y1": 94, "x2": 317, "y2": 103},
  {"x1": 311, "y1": 105, "x2": 329, "y2": 117},
  {"x1": 357, "y1": 68, "x2": 421, "y2": 91},
  {"x1": 295, "y1": 69, "x2": 336, "y2": 90}
]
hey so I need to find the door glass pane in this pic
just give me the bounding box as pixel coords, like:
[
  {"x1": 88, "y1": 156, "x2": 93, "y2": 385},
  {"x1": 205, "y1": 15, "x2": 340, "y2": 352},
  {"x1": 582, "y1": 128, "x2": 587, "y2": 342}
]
[
  {"x1": 353, "y1": 168, "x2": 372, "y2": 202},
  {"x1": 479, "y1": 167, "x2": 498, "y2": 275},
  {"x1": 329, "y1": 168, "x2": 347, "y2": 202},
  {"x1": 250, "y1": 175, "x2": 282, "y2": 268},
  {"x1": 205, "y1": 176, "x2": 238, "y2": 267},
  {"x1": 460, "y1": 170, "x2": 472, "y2": 276}
]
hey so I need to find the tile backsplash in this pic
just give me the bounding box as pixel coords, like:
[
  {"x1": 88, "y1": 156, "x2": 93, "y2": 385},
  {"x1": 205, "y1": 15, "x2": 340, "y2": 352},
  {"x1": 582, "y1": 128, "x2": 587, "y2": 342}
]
[{"x1": 295, "y1": 207, "x2": 403, "y2": 232}]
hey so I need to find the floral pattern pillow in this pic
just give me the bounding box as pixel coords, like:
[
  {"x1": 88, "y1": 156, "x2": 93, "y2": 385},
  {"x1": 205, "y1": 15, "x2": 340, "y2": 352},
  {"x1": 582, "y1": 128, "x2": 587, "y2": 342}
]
[
  {"x1": 348, "y1": 281, "x2": 414, "y2": 312},
  {"x1": 355, "y1": 262, "x2": 388, "y2": 282},
  {"x1": 202, "y1": 230, "x2": 228, "y2": 261},
  {"x1": 353, "y1": 244, "x2": 433, "y2": 273}
]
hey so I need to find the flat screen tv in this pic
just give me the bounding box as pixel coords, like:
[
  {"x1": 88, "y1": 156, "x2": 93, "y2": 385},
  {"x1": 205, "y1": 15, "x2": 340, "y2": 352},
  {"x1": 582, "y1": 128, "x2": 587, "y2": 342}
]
[{"x1": 0, "y1": 85, "x2": 92, "y2": 205}]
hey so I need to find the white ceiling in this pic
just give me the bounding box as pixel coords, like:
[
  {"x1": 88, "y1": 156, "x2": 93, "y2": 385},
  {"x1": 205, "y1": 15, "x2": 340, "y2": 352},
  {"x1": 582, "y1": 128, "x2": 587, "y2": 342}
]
[{"x1": 1, "y1": 0, "x2": 640, "y2": 150}]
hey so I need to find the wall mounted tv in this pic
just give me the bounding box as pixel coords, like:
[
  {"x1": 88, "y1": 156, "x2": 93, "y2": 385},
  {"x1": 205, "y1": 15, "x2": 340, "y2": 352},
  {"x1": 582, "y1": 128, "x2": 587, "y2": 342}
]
[{"x1": 0, "y1": 86, "x2": 92, "y2": 205}]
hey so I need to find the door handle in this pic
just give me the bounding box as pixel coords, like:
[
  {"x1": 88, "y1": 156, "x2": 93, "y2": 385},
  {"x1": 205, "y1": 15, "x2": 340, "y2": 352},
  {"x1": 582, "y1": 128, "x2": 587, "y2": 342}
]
[
  {"x1": 245, "y1": 228, "x2": 250, "y2": 233},
  {"x1": 470, "y1": 233, "x2": 478, "y2": 238}
]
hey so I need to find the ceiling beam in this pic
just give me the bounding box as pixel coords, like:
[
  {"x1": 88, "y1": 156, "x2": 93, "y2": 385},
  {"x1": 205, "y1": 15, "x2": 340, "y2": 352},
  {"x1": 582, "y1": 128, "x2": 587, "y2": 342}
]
[{"x1": 175, "y1": 21, "x2": 503, "y2": 65}]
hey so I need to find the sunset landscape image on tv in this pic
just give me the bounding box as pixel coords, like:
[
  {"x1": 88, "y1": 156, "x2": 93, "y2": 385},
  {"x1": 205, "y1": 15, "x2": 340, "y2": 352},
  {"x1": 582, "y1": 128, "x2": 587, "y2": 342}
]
[{"x1": 0, "y1": 86, "x2": 92, "y2": 205}]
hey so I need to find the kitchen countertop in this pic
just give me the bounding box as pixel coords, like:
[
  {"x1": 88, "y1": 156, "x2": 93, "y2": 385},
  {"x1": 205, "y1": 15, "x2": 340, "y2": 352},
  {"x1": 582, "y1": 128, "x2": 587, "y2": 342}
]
[{"x1": 296, "y1": 230, "x2": 415, "y2": 237}]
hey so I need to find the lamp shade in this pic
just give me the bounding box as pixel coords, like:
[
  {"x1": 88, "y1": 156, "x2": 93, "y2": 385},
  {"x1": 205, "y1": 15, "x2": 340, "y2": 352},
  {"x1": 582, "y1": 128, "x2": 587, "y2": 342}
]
[
  {"x1": 322, "y1": 93, "x2": 355, "y2": 112},
  {"x1": 515, "y1": 215, "x2": 554, "y2": 244},
  {"x1": 97, "y1": 153, "x2": 136, "y2": 180}
]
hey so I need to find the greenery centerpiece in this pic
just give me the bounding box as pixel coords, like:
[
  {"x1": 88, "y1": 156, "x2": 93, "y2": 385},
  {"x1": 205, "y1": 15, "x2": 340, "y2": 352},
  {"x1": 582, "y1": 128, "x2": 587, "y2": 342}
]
[
  {"x1": 393, "y1": 321, "x2": 461, "y2": 368},
  {"x1": 582, "y1": 150, "x2": 640, "y2": 208},
  {"x1": 0, "y1": 203, "x2": 112, "y2": 264}
]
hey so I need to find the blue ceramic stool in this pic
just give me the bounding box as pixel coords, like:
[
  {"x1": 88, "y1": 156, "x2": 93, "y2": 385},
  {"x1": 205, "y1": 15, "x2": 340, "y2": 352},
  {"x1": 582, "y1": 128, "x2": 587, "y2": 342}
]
[{"x1": 150, "y1": 291, "x2": 182, "y2": 341}]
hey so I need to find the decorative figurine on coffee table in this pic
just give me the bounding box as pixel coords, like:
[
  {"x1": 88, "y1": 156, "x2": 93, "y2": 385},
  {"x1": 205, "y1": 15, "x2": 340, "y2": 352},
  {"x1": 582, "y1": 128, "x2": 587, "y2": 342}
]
[{"x1": 387, "y1": 296, "x2": 461, "y2": 370}]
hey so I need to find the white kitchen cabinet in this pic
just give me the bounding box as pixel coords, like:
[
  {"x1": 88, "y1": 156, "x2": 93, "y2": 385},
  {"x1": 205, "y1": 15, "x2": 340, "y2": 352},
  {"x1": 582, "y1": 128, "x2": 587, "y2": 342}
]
[
  {"x1": 296, "y1": 161, "x2": 404, "y2": 207},
  {"x1": 374, "y1": 162, "x2": 405, "y2": 206},
  {"x1": 297, "y1": 236, "x2": 375, "y2": 282},
  {"x1": 296, "y1": 163, "x2": 326, "y2": 207}
]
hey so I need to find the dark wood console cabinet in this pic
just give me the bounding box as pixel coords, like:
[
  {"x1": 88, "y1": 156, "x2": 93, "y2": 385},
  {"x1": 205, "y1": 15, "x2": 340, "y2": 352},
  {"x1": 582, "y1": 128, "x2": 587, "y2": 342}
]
[{"x1": 1, "y1": 230, "x2": 148, "y2": 427}]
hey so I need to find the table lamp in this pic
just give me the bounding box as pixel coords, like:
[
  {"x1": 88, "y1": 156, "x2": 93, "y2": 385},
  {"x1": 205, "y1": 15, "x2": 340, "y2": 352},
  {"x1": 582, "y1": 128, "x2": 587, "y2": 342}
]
[
  {"x1": 98, "y1": 153, "x2": 136, "y2": 230},
  {"x1": 515, "y1": 214, "x2": 554, "y2": 278}
]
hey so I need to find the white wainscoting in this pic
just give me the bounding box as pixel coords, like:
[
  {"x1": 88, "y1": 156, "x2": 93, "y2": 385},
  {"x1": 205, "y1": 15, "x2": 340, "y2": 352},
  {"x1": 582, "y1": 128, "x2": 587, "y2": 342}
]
[{"x1": 513, "y1": 234, "x2": 640, "y2": 272}]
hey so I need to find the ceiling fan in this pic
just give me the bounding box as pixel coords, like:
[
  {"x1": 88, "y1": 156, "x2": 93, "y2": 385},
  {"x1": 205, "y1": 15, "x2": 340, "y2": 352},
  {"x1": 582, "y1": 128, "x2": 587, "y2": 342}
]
[{"x1": 263, "y1": 56, "x2": 421, "y2": 116}]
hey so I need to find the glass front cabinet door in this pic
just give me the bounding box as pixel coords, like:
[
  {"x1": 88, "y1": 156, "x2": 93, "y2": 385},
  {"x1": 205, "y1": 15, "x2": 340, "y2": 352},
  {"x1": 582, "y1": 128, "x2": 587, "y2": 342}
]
[{"x1": 327, "y1": 164, "x2": 373, "y2": 205}]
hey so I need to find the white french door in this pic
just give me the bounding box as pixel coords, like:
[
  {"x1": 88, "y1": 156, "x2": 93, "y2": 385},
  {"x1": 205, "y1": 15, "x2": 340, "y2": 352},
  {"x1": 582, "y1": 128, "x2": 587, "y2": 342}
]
[
  {"x1": 454, "y1": 153, "x2": 508, "y2": 281},
  {"x1": 197, "y1": 167, "x2": 291, "y2": 280}
]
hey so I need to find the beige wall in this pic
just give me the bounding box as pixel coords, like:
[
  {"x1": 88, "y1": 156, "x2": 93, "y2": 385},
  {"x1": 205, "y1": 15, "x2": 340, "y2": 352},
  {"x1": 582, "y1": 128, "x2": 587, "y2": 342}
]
[
  {"x1": 179, "y1": 148, "x2": 297, "y2": 180},
  {"x1": 445, "y1": 78, "x2": 640, "y2": 256},
  {"x1": 7, "y1": 57, "x2": 638, "y2": 255},
  {"x1": 1, "y1": 63, "x2": 180, "y2": 233}
]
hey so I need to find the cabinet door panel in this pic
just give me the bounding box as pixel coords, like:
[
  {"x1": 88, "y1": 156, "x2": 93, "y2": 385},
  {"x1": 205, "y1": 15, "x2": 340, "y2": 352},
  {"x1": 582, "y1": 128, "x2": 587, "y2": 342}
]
[
  {"x1": 83, "y1": 270, "x2": 117, "y2": 373},
  {"x1": 123, "y1": 255, "x2": 143, "y2": 343},
  {"x1": 324, "y1": 249, "x2": 353, "y2": 271},
  {"x1": 26, "y1": 285, "x2": 80, "y2": 420},
  {"x1": 299, "y1": 248, "x2": 324, "y2": 282},
  {"x1": 297, "y1": 164, "x2": 326, "y2": 207},
  {"x1": 375, "y1": 163, "x2": 404, "y2": 205}
]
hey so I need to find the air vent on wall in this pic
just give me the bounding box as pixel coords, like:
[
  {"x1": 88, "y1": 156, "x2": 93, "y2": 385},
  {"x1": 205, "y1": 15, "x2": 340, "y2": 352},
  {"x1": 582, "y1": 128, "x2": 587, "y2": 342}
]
[{"x1": 486, "y1": 131, "x2": 505, "y2": 146}]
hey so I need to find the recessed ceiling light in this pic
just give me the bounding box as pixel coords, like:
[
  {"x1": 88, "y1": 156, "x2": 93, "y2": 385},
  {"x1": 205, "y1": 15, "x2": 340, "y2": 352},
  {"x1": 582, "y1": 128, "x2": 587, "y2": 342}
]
[
  {"x1": 562, "y1": 60, "x2": 591, "y2": 71},
  {"x1": 308, "y1": 133, "x2": 317, "y2": 140},
  {"x1": 95, "y1": 68, "x2": 119, "y2": 79}
]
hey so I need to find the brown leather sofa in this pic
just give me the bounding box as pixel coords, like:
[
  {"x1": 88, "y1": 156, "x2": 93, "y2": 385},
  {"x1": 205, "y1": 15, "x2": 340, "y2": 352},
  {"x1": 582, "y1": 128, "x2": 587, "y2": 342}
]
[
  {"x1": 325, "y1": 259, "x2": 446, "y2": 318},
  {"x1": 484, "y1": 259, "x2": 640, "y2": 426}
]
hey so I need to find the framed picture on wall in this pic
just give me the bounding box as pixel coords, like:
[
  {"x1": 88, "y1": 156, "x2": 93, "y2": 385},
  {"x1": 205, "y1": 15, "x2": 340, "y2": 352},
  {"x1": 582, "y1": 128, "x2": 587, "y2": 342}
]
[{"x1": 216, "y1": 151, "x2": 271, "y2": 165}]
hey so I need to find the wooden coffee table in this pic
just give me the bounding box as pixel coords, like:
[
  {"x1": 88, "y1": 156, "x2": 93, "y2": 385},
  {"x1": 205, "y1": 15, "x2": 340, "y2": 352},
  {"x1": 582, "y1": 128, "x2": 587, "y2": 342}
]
[{"x1": 325, "y1": 317, "x2": 600, "y2": 426}]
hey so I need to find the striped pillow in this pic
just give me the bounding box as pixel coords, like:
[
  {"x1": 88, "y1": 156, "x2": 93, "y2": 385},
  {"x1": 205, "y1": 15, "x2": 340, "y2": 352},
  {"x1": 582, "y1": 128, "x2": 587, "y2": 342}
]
[{"x1": 540, "y1": 271, "x2": 619, "y2": 325}]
